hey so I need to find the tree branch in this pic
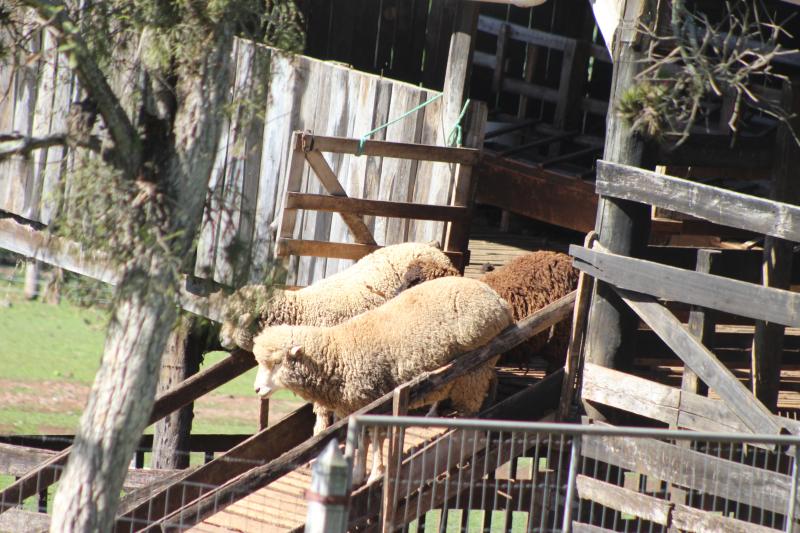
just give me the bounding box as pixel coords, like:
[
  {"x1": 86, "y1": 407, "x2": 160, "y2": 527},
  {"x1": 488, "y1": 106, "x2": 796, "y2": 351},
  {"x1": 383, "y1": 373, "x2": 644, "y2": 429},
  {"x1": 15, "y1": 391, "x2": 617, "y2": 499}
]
[
  {"x1": 20, "y1": 0, "x2": 142, "y2": 177},
  {"x1": 0, "y1": 132, "x2": 101, "y2": 159}
]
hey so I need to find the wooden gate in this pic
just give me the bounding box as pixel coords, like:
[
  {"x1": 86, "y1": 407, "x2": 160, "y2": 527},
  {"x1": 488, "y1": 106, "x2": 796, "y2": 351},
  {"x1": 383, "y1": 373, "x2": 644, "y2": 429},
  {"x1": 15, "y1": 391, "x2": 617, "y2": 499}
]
[{"x1": 275, "y1": 131, "x2": 482, "y2": 274}]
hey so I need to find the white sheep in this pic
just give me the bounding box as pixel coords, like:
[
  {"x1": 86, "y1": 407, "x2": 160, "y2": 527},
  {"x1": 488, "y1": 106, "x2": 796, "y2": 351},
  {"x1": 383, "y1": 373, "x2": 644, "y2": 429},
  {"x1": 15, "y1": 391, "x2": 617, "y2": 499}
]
[
  {"x1": 252, "y1": 276, "x2": 514, "y2": 483},
  {"x1": 220, "y1": 241, "x2": 459, "y2": 433}
]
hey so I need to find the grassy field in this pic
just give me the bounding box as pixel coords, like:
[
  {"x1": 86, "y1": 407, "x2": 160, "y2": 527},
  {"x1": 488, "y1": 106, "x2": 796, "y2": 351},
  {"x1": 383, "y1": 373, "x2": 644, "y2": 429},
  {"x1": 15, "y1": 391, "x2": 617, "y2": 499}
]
[{"x1": 0, "y1": 270, "x2": 301, "y2": 436}]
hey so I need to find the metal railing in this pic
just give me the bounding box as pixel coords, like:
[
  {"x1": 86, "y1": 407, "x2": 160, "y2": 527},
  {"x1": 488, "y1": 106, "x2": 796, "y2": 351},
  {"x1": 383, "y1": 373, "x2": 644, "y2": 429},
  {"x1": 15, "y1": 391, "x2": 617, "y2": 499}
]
[{"x1": 320, "y1": 415, "x2": 800, "y2": 533}]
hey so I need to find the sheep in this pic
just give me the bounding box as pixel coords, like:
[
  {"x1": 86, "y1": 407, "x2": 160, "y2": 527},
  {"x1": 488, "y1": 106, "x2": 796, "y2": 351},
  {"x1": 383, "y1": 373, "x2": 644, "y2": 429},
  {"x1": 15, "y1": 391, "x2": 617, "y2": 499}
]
[
  {"x1": 220, "y1": 241, "x2": 460, "y2": 433},
  {"x1": 479, "y1": 250, "x2": 578, "y2": 371},
  {"x1": 252, "y1": 276, "x2": 514, "y2": 483}
]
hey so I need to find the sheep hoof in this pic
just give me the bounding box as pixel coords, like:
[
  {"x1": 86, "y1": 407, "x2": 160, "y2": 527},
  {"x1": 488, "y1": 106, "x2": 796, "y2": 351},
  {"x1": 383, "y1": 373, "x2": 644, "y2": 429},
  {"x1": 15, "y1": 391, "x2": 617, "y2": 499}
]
[{"x1": 367, "y1": 464, "x2": 385, "y2": 484}]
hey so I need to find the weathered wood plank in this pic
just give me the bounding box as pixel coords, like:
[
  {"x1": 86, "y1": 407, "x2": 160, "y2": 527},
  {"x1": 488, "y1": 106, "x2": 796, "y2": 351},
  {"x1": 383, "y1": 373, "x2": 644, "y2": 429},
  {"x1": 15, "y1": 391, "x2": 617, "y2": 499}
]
[
  {"x1": 303, "y1": 149, "x2": 376, "y2": 244},
  {"x1": 576, "y1": 475, "x2": 671, "y2": 525},
  {"x1": 375, "y1": 84, "x2": 424, "y2": 245},
  {"x1": 571, "y1": 523, "x2": 617, "y2": 533},
  {"x1": 672, "y1": 503, "x2": 781, "y2": 533},
  {"x1": 285, "y1": 193, "x2": 468, "y2": 222},
  {"x1": 308, "y1": 135, "x2": 479, "y2": 165},
  {"x1": 596, "y1": 160, "x2": 800, "y2": 243},
  {"x1": 581, "y1": 432, "x2": 796, "y2": 516},
  {"x1": 213, "y1": 41, "x2": 268, "y2": 286},
  {"x1": 277, "y1": 238, "x2": 464, "y2": 265},
  {"x1": 615, "y1": 288, "x2": 780, "y2": 436},
  {"x1": 193, "y1": 39, "x2": 238, "y2": 279},
  {"x1": 570, "y1": 245, "x2": 800, "y2": 328}
]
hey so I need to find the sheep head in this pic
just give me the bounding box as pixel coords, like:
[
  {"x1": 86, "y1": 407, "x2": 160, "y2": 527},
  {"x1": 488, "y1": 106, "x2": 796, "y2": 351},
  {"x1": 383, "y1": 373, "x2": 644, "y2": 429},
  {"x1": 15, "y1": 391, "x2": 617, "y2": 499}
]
[
  {"x1": 251, "y1": 325, "x2": 303, "y2": 397},
  {"x1": 220, "y1": 285, "x2": 280, "y2": 351}
]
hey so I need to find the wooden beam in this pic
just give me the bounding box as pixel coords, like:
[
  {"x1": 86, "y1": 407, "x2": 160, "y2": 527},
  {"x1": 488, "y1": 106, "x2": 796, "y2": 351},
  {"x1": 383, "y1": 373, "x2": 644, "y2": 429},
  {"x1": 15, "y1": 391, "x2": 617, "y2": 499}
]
[
  {"x1": 285, "y1": 192, "x2": 469, "y2": 222},
  {"x1": 306, "y1": 134, "x2": 479, "y2": 165},
  {"x1": 276, "y1": 237, "x2": 466, "y2": 266},
  {"x1": 476, "y1": 155, "x2": 597, "y2": 233},
  {"x1": 576, "y1": 475, "x2": 671, "y2": 526},
  {"x1": 582, "y1": 364, "x2": 800, "y2": 439},
  {"x1": 581, "y1": 432, "x2": 796, "y2": 516},
  {"x1": 672, "y1": 503, "x2": 780, "y2": 533},
  {"x1": 0, "y1": 509, "x2": 50, "y2": 533},
  {"x1": 571, "y1": 245, "x2": 800, "y2": 328},
  {"x1": 115, "y1": 403, "x2": 315, "y2": 528},
  {"x1": 683, "y1": 249, "x2": 718, "y2": 397},
  {"x1": 595, "y1": 159, "x2": 800, "y2": 243},
  {"x1": 614, "y1": 288, "x2": 780, "y2": 436},
  {"x1": 572, "y1": 524, "x2": 617, "y2": 533},
  {"x1": 303, "y1": 149, "x2": 376, "y2": 245},
  {"x1": 581, "y1": 0, "x2": 654, "y2": 424}
]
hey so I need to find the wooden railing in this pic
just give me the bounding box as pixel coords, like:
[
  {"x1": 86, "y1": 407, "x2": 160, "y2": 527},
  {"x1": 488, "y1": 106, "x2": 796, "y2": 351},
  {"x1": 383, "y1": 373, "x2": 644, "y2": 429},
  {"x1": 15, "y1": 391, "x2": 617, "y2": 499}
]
[{"x1": 275, "y1": 131, "x2": 482, "y2": 272}]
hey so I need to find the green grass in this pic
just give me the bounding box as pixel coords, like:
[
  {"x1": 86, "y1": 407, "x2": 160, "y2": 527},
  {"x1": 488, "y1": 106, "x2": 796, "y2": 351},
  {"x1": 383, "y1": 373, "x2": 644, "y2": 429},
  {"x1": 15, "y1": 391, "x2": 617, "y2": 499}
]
[{"x1": 0, "y1": 275, "x2": 299, "y2": 436}]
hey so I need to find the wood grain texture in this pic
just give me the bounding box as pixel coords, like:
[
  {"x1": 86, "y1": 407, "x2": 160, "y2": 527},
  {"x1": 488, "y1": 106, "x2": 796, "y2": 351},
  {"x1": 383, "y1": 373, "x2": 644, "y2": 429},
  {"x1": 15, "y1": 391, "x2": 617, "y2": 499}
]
[
  {"x1": 576, "y1": 475, "x2": 671, "y2": 525},
  {"x1": 596, "y1": 159, "x2": 800, "y2": 243},
  {"x1": 285, "y1": 193, "x2": 468, "y2": 222},
  {"x1": 571, "y1": 245, "x2": 800, "y2": 328}
]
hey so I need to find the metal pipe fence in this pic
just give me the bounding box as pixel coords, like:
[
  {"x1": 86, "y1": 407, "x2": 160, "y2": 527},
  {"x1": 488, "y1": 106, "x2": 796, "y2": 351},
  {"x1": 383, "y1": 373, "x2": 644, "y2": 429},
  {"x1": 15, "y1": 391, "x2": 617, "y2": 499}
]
[{"x1": 338, "y1": 416, "x2": 800, "y2": 533}]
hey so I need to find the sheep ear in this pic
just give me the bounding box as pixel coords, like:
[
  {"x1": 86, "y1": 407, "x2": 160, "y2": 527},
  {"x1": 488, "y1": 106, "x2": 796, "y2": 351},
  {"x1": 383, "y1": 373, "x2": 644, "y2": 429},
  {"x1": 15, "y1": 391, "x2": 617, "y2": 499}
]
[{"x1": 288, "y1": 345, "x2": 303, "y2": 359}]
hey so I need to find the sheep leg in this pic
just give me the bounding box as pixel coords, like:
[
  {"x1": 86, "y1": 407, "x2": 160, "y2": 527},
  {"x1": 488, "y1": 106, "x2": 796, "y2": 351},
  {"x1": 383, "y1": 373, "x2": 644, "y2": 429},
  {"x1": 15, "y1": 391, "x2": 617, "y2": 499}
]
[
  {"x1": 367, "y1": 428, "x2": 385, "y2": 484},
  {"x1": 352, "y1": 429, "x2": 369, "y2": 486},
  {"x1": 426, "y1": 401, "x2": 442, "y2": 417},
  {"x1": 312, "y1": 404, "x2": 333, "y2": 435}
]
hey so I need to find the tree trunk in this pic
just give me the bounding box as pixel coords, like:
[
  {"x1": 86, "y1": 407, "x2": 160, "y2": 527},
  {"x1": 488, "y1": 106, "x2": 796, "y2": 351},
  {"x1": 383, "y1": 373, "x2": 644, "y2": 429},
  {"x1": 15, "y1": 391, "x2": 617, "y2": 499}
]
[
  {"x1": 50, "y1": 17, "x2": 236, "y2": 531},
  {"x1": 51, "y1": 264, "x2": 177, "y2": 531},
  {"x1": 152, "y1": 316, "x2": 206, "y2": 470}
]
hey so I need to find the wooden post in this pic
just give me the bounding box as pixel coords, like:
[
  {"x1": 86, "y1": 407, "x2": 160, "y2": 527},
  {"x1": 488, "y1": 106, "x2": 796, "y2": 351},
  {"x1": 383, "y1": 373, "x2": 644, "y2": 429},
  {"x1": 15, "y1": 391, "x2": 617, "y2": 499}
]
[
  {"x1": 382, "y1": 386, "x2": 409, "y2": 533},
  {"x1": 151, "y1": 316, "x2": 206, "y2": 470},
  {"x1": 23, "y1": 259, "x2": 39, "y2": 300},
  {"x1": 752, "y1": 80, "x2": 800, "y2": 413},
  {"x1": 581, "y1": 0, "x2": 654, "y2": 422},
  {"x1": 305, "y1": 439, "x2": 351, "y2": 533},
  {"x1": 682, "y1": 249, "x2": 718, "y2": 397}
]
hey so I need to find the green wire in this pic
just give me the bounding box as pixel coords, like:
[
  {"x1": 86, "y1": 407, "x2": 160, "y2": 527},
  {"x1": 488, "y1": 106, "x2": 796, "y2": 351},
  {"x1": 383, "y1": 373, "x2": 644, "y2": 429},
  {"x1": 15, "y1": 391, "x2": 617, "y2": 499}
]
[{"x1": 356, "y1": 93, "x2": 472, "y2": 154}]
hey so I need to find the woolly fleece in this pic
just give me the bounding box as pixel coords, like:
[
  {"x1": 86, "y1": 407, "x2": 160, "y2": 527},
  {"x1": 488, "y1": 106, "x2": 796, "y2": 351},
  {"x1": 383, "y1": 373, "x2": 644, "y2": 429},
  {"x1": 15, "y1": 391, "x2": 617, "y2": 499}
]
[
  {"x1": 480, "y1": 250, "x2": 578, "y2": 369},
  {"x1": 220, "y1": 241, "x2": 459, "y2": 351},
  {"x1": 252, "y1": 276, "x2": 513, "y2": 417}
]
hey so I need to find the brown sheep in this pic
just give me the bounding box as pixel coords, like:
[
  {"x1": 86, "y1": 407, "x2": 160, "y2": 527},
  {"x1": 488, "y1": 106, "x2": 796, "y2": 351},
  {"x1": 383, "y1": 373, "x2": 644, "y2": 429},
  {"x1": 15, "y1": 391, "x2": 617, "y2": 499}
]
[{"x1": 479, "y1": 251, "x2": 578, "y2": 372}]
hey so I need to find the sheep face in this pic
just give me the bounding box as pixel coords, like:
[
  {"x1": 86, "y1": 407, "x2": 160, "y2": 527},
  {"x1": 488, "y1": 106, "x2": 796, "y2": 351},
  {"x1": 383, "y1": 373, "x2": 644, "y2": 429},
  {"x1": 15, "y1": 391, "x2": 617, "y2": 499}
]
[{"x1": 252, "y1": 345, "x2": 300, "y2": 397}]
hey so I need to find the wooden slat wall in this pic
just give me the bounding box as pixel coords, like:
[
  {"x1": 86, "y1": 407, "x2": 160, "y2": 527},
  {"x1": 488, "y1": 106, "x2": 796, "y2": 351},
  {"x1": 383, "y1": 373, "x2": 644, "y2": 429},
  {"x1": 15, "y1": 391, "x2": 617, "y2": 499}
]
[{"x1": 1, "y1": 38, "x2": 466, "y2": 288}]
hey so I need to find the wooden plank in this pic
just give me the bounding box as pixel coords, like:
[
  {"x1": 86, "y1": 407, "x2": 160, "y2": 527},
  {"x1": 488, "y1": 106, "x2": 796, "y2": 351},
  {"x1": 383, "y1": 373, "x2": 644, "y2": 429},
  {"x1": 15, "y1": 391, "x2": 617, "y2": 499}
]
[
  {"x1": 308, "y1": 134, "x2": 479, "y2": 165},
  {"x1": 274, "y1": 133, "x2": 308, "y2": 266},
  {"x1": 374, "y1": 84, "x2": 424, "y2": 245},
  {"x1": 193, "y1": 39, "x2": 237, "y2": 279},
  {"x1": 285, "y1": 193, "x2": 469, "y2": 222},
  {"x1": 296, "y1": 58, "x2": 333, "y2": 285},
  {"x1": 596, "y1": 160, "x2": 800, "y2": 243},
  {"x1": 477, "y1": 155, "x2": 597, "y2": 233},
  {"x1": 477, "y1": 15, "x2": 572, "y2": 51},
  {"x1": 360, "y1": 80, "x2": 392, "y2": 240},
  {"x1": 278, "y1": 238, "x2": 465, "y2": 265},
  {"x1": 672, "y1": 503, "x2": 781, "y2": 533},
  {"x1": 303, "y1": 149, "x2": 376, "y2": 244},
  {"x1": 682, "y1": 249, "x2": 718, "y2": 397},
  {"x1": 325, "y1": 69, "x2": 367, "y2": 277},
  {"x1": 581, "y1": 432, "x2": 797, "y2": 516},
  {"x1": 570, "y1": 245, "x2": 800, "y2": 328},
  {"x1": 115, "y1": 403, "x2": 315, "y2": 528},
  {"x1": 572, "y1": 524, "x2": 617, "y2": 533},
  {"x1": 0, "y1": 443, "x2": 56, "y2": 477},
  {"x1": 248, "y1": 50, "x2": 301, "y2": 283},
  {"x1": 39, "y1": 42, "x2": 74, "y2": 225},
  {"x1": 575, "y1": 475, "x2": 671, "y2": 525},
  {"x1": 582, "y1": 363, "x2": 680, "y2": 427},
  {"x1": 213, "y1": 41, "x2": 268, "y2": 286},
  {"x1": 615, "y1": 288, "x2": 781, "y2": 436}
]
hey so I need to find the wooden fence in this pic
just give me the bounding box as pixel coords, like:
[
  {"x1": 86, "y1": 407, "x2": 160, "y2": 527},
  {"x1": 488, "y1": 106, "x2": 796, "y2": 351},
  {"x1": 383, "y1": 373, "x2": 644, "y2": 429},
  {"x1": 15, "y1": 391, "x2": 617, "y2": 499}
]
[{"x1": 0, "y1": 36, "x2": 482, "y2": 288}]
